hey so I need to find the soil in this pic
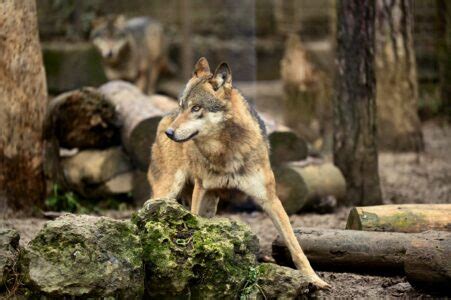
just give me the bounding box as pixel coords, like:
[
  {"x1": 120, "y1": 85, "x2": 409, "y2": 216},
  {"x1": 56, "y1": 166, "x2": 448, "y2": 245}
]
[{"x1": 1, "y1": 121, "x2": 449, "y2": 298}]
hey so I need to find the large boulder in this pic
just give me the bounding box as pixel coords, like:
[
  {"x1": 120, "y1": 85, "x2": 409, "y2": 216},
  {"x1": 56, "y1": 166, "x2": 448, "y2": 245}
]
[
  {"x1": 21, "y1": 214, "x2": 143, "y2": 298},
  {"x1": 133, "y1": 199, "x2": 318, "y2": 298},
  {"x1": 0, "y1": 228, "x2": 20, "y2": 290},
  {"x1": 133, "y1": 198, "x2": 260, "y2": 298}
]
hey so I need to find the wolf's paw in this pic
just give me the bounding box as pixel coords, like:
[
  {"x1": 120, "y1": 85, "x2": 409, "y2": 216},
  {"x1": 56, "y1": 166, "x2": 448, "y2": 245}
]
[{"x1": 306, "y1": 274, "x2": 331, "y2": 291}]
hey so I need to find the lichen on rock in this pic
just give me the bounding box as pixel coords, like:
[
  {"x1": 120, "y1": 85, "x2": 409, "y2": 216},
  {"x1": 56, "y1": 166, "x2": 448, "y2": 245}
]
[
  {"x1": 0, "y1": 228, "x2": 20, "y2": 290},
  {"x1": 133, "y1": 198, "x2": 260, "y2": 298},
  {"x1": 21, "y1": 214, "x2": 143, "y2": 298}
]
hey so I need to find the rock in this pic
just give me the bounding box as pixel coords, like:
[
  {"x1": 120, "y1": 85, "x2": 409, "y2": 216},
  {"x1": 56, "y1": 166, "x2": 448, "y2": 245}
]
[
  {"x1": 133, "y1": 198, "x2": 260, "y2": 298},
  {"x1": 0, "y1": 228, "x2": 20, "y2": 289},
  {"x1": 241, "y1": 263, "x2": 318, "y2": 299},
  {"x1": 21, "y1": 215, "x2": 143, "y2": 298},
  {"x1": 133, "y1": 199, "x2": 316, "y2": 298}
]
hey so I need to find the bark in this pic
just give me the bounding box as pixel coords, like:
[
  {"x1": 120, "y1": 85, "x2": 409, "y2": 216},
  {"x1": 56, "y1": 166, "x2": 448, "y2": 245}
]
[
  {"x1": 0, "y1": 0, "x2": 48, "y2": 216},
  {"x1": 99, "y1": 81, "x2": 177, "y2": 170},
  {"x1": 44, "y1": 87, "x2": 120, "y2": 149},
  {"x1": 333, "y1": 0, "x2": 382, "y2": 206},
  {"x1": 60, "y1": 147, "x2": 133, "y2": 198},
  {"x1": 404, "y1": 231, "x2": 451, "y2": 293},
  {"x1": 274, "y1": 162, "x2": 345, "y2": 214},
  {"x1": 281, "y1": 34, "x2": 332, "y2": 146},
  {"x1": 375, "y1": 0, "x2": 424, "y2": 151},
  {"x1": 272, "y1": 227, "x2": 450, "y2": 279},
  {"x1": 260, "y1": 113, "x2": 308, "y2": 165},
  {"x1": 132, "y1": 170, "x2": 151, "y2": 206},
  {"x1": 346, "y1": 204, "x2": 451, "y2": 233},
  {"x1": 437, "y1": 0, "x2": 451, "y2": 120}
]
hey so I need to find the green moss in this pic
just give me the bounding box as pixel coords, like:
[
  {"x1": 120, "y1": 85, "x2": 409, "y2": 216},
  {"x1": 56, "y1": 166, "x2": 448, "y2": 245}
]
[
  {"x1": 134, "y1": 199, "x2": 259, "y2": 298},
  {"x1": 22, "y1": 215, "x2": 144, "y2": 298}
]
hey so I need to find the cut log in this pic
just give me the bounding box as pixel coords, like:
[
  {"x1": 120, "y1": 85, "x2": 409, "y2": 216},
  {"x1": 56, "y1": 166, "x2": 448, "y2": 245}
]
[
  {"x1": 259, "y1": 113, "x2": 308, "y2": 165},
  {"x1": 132, "y1": 170, "x2": 152, "y2": 206},
  {"x1": 99, "y1": 81, "x2": 177, "y2": 170},
  {"x1": 60, "y1": 147, "x2": 133, "y2": 198},
  {"x1": 404, "y1": 231, "x2": 451, "y2": 293},
  {"x1": 272, "y1": 227, "x2": 451, "y2": 283},
  {"x1": 274, "y1": 162, "x2": 346, "y2": 214},
  {"x1": 44, "y1": 87, "x2": 120, "y2": 149},
  {"x1": 273, "y1": 227, "x2": 411, "y2": 273},
  {"x1": 346, "y1": 204, "x2": 451, "y2": 233}
]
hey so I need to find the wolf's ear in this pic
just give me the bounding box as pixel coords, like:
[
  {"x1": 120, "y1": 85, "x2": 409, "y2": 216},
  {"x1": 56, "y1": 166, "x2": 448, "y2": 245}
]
[
  {"x1": 193, "y1": 57, "x2": 211, "y2": 77},
  {"x1": 114, "y1": 15, "x2": 127, "y2": 28},
  {"x1": 210, "y1": 62, "x2": 232, "y2": 91}
]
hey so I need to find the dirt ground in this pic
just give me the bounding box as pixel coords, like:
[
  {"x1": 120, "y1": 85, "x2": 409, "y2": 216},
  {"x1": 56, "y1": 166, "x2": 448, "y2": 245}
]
[{"x1": 1, "y1": 121, "x2": 449, "y2": 298}]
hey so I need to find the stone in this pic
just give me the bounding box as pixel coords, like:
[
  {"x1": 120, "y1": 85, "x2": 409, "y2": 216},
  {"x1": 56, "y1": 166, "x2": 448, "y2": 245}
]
[
  {"x1": 0, "y1": 228, "x2": 20, "y2": 289},
  {"x1": 21, "y1": 214, "x2": 143, "y2": 298},
  {"x1": 133, "y1": 198, "x2": 260, "y2": 298}
]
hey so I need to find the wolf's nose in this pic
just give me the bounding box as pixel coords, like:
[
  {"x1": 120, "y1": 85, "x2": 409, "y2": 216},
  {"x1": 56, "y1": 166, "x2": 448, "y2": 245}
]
[{"x1": 165, "y1": 128, "x2": 175, "y2": 139}]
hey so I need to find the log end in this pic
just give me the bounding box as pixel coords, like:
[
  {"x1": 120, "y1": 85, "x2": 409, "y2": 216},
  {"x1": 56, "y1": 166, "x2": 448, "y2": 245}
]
[{"x1": 345, "y1": 207, "x2": 363, "y2": 230}]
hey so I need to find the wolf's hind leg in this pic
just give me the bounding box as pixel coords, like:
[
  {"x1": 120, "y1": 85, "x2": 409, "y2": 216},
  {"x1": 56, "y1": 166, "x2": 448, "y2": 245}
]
[
  {"x1": 240, "y1": 172, "x2": 330, "y2": 290},
  {"x1": 197, "y1": 191, "x2": 220, "y2": 218}
]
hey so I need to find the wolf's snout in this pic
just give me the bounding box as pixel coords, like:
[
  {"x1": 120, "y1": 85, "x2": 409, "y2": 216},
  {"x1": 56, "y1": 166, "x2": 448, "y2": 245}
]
[{"x1": 165, "y1": 128, "x2": 175, "y2": 139}]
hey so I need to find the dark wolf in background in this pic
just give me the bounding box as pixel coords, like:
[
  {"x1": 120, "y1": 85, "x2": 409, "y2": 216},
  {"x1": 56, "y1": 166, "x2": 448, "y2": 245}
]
[
  {"x1": 147, "y1": 57, "x2": 330, "y2": 289},
  {"x1": 91, "y1": 15, "x2": 169, "y2": 94}
]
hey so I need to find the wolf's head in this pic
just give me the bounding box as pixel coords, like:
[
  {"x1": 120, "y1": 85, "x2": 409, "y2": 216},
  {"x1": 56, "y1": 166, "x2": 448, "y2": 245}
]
[
  {"x1": 90, "y1": 15, "x2": 130, "y2": 63},
  {"x1": 165, "y1": 58, "x2": 233, "y2": 143}
]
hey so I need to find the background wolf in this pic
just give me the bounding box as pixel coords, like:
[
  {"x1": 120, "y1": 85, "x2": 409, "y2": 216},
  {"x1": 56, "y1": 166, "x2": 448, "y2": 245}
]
[
  {"x1": 147, "y1": 57, "x2": 330, "y2": 290},
  {"x1": 91, "y1": 15, "x2": 169, "y2": 94}
]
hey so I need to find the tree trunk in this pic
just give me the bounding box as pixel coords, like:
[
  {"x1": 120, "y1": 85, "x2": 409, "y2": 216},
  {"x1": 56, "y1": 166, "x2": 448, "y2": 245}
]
[
  {"x1": 375, "y1": 0, "x2": 424, "y2": 151},
  {"x1": 99, "y1": 81, "x2": 177, "y2": 171},
  {"x1": 274, "y1": 162, "x2": 345, "y2": 214},
  {"x1": 272, "y1": 227, "x2": 451, "y2": 281},
  {"x1": 333, "y1": 0, "x2": 382, "y2": 206},
  {"x1": 437, "y1": 0, "x2": 451, "y2": 120},
  {"x1": 346, "y1": 204, "x2": 451, "y2": 233},
  {"x1": 281, "y1": 34, "x2": 331, "y2": 147},
  {"x1": 0, "y1": 0, "x2": 48, "y2": 216}
]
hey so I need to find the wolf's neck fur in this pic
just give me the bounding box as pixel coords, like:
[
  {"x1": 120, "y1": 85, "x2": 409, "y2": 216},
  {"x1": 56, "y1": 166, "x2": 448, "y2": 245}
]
[{"x1": 191, "y1": 89, "x2": 264, "y2": 171}]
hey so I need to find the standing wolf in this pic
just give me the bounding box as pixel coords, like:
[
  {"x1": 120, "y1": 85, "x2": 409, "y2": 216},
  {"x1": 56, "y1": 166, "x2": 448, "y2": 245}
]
[
  {"x1": 148, "y1": 58, "x2": 329, "y2": 289},
  {"x1": 91, "y1": 15, "x2": 168, "y2": 94}
]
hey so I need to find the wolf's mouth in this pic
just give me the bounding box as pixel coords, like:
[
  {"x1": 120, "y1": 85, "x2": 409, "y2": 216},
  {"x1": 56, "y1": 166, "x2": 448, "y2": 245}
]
[{"x1": 173, "y1": 131, "x2": 199, "y2": 143}]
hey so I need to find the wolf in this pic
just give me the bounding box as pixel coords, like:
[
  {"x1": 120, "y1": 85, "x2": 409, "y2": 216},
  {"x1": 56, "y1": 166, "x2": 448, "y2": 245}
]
[
  {"x1": 91, "y1": 15, "x2": 169, "y2": 94},
  {"x1": 147, "y1": 57, "x2": 329, "y2": 289}
]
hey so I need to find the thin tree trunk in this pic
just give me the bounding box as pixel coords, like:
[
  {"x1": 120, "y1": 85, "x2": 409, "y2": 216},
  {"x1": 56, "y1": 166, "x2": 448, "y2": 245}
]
[
  {"x1": 375, "y1": 0, "x2": 424, "y2": 151},
  {"x1": 333, "y1": 0, "x2": 382, "y2": 206},
  {"x1": 437, "y1": 0, "x2": 451, "y2": 120},
  {"x1": 0, "y1": 0, "x2": 48, "y2": 216}
]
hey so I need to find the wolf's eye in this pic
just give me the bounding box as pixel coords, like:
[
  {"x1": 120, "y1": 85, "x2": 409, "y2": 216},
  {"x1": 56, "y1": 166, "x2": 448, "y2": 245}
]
[{"x1": 191, "y1": 105, "x2": 201, "y2": 112}]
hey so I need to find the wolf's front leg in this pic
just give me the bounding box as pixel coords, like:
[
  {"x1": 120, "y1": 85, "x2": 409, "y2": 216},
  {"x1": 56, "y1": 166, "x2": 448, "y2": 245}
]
[
  {"x1": 241, "y1": 172, "x2": 330, "y2": 290},
  {"x1": 191, "y1": 179, "x2": 207, "y2": 215}
]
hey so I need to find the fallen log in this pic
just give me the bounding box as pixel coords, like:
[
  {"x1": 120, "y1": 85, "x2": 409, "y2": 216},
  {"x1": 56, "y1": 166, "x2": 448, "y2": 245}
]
[
  {"x1": 259, "y1": 113, "x2": 308, "y2": 165},
  {"x1": 44, "y1": 87, "x2": 120, "y2": 149},
  {"x1": 272, "y1": 228, "x2": 451, "y2": 291},
  {"x1": 60, "y1": 147, "x2": 133, "y2": 198},
  {"x1": 346, "y1": 204, "x2": 451, "y2": 233},
  {"x1": 273, "y1": 227, "x2": 411, "y2": 273},
  {"x1": 132, "y1": 170, "x2": 152, "y2": 206},
  {"x1": 404, "y1": 231, "x2": 451, "y2": 293},
  {"x1": 274, "y1": 162, "x2": 346, "y2": 214},
  {"x1": 99, "y1": 81, "x2": 177, "y2": 170}
]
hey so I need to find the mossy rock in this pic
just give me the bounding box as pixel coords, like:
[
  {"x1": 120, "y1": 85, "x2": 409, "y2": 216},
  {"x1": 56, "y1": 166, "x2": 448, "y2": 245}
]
[
  {"x1": 133, "y1": 198, "x2": 260, "y2": 298},
  {"x1": 0, "y1": 228, "x2": 20, "y2": 290},
  {"x1": 21, "y1": 214, "x2": 143, "y2": 298}
]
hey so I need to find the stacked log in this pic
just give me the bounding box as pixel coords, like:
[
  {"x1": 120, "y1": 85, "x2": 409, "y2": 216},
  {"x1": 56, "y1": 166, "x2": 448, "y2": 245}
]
[
  {"x1": 44, "y1": 81, "x2": 177, "y2": 204},
  {"x1": 272, "y1": 228, "x2": 451, "y2": 293},
  {"x1": 274, "y1": 162, "x2": 346, "y2": 214}
]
